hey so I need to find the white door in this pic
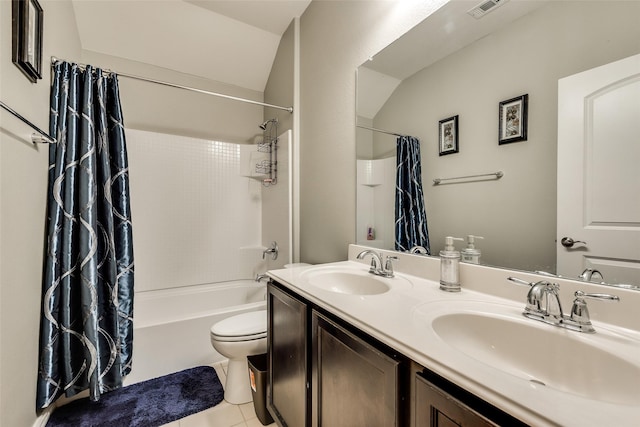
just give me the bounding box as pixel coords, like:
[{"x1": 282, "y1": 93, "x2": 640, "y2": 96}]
[{"x1": 557, "y1": 53, "x2": 640, "y2": 287}]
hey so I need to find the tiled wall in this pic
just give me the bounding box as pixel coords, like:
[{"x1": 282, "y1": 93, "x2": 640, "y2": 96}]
[{"x1": 127, "y1": 129, "x2": 266, "y2": 292}]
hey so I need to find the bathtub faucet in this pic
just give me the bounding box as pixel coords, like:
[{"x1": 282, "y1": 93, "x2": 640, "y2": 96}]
[{"x1": 255, "y1": 273, "x2": 269, "y2": 283}]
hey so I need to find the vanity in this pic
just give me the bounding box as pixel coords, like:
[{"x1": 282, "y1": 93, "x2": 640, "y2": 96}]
[{"x1": 265, "y1": 245, "x2": 640, "y2": 427}]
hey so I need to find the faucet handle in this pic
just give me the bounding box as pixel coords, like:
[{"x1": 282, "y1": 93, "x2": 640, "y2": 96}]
[
  {"x1": 384, "y1": 256, "x2": 398, "y2": 277},
  {"x1": 262, "y1": 241, "x2": 279, "y2": 260},
  {"x1": 575, "y1": 290, "x2": 620, "y2": 302},
  {"x1": 569, "y1": 290, "x2": 620, "y2": 333},
  {"x1": 507, "y1": 276, "x2": 534, "y2": 287},
  {"x1": 508, "y1": 277, "x2": 538, "y2": 310}
]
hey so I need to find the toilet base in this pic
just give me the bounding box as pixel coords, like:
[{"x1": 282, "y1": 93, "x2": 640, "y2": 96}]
[
  {"x1": 223, "y1": 358, "x2": 253, "y2": 404},
  {"x1": 210, "y1": 311, "x2": 267, "y2": 405}
]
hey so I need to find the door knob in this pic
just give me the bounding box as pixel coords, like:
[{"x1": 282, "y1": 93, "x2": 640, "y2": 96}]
[{"x1": 561, "y1": 237, "x2": 587, "y2": 248}]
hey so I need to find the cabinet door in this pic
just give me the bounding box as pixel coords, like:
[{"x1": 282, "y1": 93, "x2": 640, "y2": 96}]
[
  {"x1": 312, "y1": 311, "x2": 400, "y2": 427},
  {"x1": 415, "y1": 374, "x2": 497, "y2": 427},
  {"x1": 267, "y1": 283, "x2": 309, "y2": 427}
]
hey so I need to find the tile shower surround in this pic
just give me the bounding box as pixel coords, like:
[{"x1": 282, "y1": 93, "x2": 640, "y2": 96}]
[{"x1": 126, "y1": 129, "x2": 266, "y2": 292}]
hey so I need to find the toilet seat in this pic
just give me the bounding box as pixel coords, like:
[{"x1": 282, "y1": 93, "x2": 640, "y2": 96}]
[{"x1": 210, "y1": 310, "x2": 267, "y2": 342}]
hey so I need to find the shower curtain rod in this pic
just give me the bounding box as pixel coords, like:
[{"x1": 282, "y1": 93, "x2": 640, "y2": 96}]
[
  {"x1": 51, "y1": 56, "x2": 294, "y2": 113},
  {"x1": 356, "y1": 124, "x2": 409, "y2": 138}
]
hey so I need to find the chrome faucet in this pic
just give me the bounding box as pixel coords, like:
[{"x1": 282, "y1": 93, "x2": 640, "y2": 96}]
[
  {"x1": 409, "y1": 245, "x2": 428, "y2": 255},
  {"x1": 255, "y1": 273, "x2": 269, "y2": 283},
  {"x1": 509, "y1": 277, "x2": 563, "y2": 323},
  {"x1": 508, "y1": 277, "x2": 620, "y2": 333},
  {"x1": 579, "y1": 268, "x2": 604, "y2": 283},
  {"x1": 357, "y1": 249, "x2": 383, "y2": 274},
  {"x1": 356, "y1": 250, "x2": 397, "y2": 278},
  {"x1": 529, "y1": 281, "x2": 563, "y2": 322}
]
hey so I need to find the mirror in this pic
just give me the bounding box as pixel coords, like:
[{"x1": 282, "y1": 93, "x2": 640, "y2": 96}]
[{"x1": 356, "y1": 0, "x2": 640, "y2": 287}]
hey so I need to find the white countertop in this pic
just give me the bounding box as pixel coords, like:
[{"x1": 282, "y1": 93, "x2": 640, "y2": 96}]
[{"x1": 267, "y1": 245, "x2": 640, "y2": 427}]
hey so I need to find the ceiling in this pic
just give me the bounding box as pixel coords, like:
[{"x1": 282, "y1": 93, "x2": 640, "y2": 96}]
[
  {"x1": 358, "y1": 0, "x2": 549, "y2": 119},
  {"x1": 71, "y1": 0, "x2": 312, "y2": 92}
]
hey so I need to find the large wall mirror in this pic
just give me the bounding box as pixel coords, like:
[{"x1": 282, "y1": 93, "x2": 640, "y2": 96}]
[{"x1": 356, "y1": 0, "x2": 640, "y2": 287}]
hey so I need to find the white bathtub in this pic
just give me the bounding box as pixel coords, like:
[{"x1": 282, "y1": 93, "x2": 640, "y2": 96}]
[{"x1": 124, "y1": 280, "x2": 267, "y2": 385}]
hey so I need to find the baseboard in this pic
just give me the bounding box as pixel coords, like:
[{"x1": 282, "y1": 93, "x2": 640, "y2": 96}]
[
  {"x1": 32, "y1": 405, "x2": 53, "y2": 427},
  {"x1": 32, "y1": 388, "x2": 90, "y2": 427}
]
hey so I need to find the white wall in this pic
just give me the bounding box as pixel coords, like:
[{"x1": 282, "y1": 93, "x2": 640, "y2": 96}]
[
  {"x1": 298, "y1": 0, "x2": 448, "y2": 263},
  {"x1": 372, "y1": 1, "x2": 640, "y2": 272},
  {"x1": 81, "y1": 50, "x2": 263, "y2": 145},
  {"x1": 0, "y1": 2, "x2": 82, "y2": 425},
  {"x1": 263, "y1": 19, "x2": 296, "y2": 268}
]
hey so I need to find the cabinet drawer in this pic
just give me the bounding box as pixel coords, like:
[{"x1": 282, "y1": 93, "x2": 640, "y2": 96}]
[{"x1": 415, "y1": 374, "x2": 497, "y2": 427}]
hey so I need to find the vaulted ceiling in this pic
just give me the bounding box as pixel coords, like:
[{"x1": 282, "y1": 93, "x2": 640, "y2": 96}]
[{"x1": 71, "y1": 0, "x2": 312, "y2": 92}]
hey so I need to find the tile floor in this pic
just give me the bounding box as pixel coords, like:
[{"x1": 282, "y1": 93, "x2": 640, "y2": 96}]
[{"x1": 160, "y1": 361, "x2": 276, "y2": 427}]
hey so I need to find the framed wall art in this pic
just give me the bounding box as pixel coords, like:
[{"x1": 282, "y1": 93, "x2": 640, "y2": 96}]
[
  {"x1": 438, "y1": 115, "x2": 459, "y2": 156},
  {"x1": 498, "y1": 94, "x2": 528, "y2": 144},
  {"x1": 12, "y1": 0, "x2": 44, "y2": 83}
]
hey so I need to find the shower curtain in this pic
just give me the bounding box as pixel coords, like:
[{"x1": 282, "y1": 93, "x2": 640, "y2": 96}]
[
  {"x1": 37, "y1": 61, "x2": 135, "y2": 409},
  {"x1": 395, "y1": 135, "x2": 430, "y2": 253}
]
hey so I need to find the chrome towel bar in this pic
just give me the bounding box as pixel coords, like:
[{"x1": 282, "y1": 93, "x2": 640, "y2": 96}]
[
  {"x1": 0, "y1": 101, "x2": 56, "y2": 144},
  {"x1": 433, "y1": 171, "x2": 503, "y2": 185}
]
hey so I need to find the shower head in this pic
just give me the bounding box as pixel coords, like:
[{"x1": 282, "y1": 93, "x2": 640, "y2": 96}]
[{"x1": 259, "y1": 118, "x2": 278, "y2": 131}]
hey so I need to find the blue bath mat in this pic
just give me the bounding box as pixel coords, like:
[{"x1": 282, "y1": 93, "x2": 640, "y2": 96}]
[{"x1": 46, "y1": 366, "x2": 224, "y2": 427}]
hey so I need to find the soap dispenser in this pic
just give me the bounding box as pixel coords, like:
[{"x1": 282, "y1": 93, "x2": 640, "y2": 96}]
[
  {"x1": 461, "y1": 235, "x2": 484, "y2": 264},
  {"x1": 440, "y1": 236, "x2": 463, "y2": 292}
]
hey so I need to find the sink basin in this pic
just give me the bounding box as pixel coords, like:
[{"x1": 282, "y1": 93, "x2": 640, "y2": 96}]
[
  {"x1": 429, "y1": 309, "x2": 640, "y2": 405},
  {"x1": 299, "y1": 265, "x2": 411, "y2": 295},
  {"x1": 306, "y1": 271, "x2": 389, "y2": 295}
]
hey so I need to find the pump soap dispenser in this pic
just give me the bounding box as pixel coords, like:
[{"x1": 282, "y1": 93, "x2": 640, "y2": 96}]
[
  {"x1": 461, "y1": 235, "x2": 484, "y2": 264},
  {"x1": 440, "y1": 236, "x2": 463, "y2": 292}
]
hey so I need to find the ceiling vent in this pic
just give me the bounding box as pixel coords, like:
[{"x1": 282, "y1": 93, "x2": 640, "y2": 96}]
[{"x1": 467, "y1": 0, "x2": 509, "y2": 19}]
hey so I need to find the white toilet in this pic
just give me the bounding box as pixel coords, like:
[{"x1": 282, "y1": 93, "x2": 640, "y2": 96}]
[{"x1": 210, "y1": 309, "x2": 267, "y2": 404}]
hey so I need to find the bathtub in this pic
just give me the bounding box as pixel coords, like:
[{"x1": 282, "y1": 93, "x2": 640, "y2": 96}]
[{"x1": 124, "y1": 280, "x2": 267, "y2": 385}]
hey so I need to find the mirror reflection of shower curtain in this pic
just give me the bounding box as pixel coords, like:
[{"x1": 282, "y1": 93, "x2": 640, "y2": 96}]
[
  {"x1": 395, "y1": 136, "x2": 430, "y2": 253},
  {"x1": 37, "y1": 61, "x2": 135, "y2": 409}
]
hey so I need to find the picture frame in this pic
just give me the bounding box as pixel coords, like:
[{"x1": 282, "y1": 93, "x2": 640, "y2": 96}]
[
  {"x1": 498, "y1": 94, "x2": 528, "y2": 144},
  {"x1": 438, "y1": 115, "x2": 459, "y2": 156},
  {"x1": 12, "y1": 0, "x2": 44, "y2": 83}
]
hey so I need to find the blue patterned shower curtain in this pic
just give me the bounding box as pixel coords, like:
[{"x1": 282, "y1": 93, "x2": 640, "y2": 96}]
[
  {"x1": 395, "y1": 136, "x2": 430, "y2": 253},
  {"x1": 37, "y1": 61, "x2": 135, "y2": 409}
]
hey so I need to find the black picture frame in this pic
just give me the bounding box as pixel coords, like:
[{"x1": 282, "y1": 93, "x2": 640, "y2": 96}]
[
  {"x1": 498, "y1": 94, "x2": 528, "y2": 144},
  {"x1": 438, "y1": 115, "x2": 459, "y2": 156},
  {"x1": 12, "y1": 0, "x2": 43, "y2": 83}
]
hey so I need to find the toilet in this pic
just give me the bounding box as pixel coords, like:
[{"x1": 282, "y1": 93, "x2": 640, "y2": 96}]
[{"x1": 210, "y1": 309, "x2": 268, "y2": 404}]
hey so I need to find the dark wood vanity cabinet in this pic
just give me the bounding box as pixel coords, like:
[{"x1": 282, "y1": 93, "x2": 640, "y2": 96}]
[
  {"x1": 312, "y1": 310, "x2": 401, "y2": 427},
  {"x1": 267, "y1": 283, "x2": 309, "y2": 427},
  {"x1": 267, "y1": 281, "x2": 527, "y2": 427}
]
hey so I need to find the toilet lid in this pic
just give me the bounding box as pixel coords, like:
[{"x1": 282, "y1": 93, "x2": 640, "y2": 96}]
[{"x1": 210, "y1": 310, "x2": 267, "y2": 340}]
